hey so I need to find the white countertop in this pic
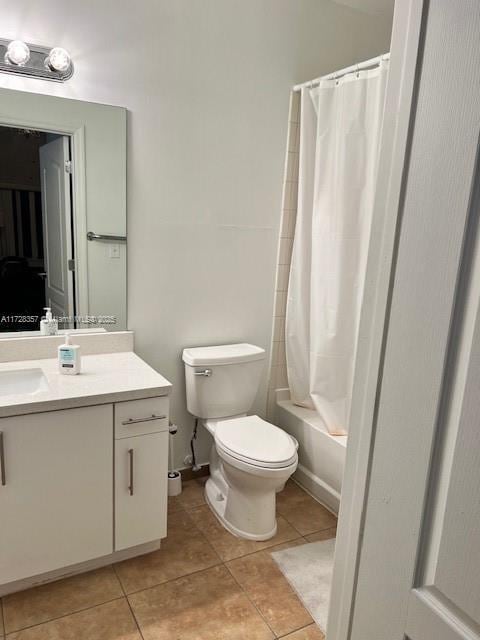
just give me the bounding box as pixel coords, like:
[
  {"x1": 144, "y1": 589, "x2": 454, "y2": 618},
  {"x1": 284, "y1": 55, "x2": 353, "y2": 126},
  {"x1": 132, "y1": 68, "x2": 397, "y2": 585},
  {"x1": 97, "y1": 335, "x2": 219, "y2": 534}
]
[{"x1": 0, "y1": 352, "x2": 172, "y2": 418}]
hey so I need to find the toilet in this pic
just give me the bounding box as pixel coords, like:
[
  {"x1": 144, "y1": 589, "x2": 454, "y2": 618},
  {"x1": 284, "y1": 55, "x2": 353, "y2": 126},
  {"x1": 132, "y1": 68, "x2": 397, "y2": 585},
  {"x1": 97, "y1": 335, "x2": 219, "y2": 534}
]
[{"x1": 183, "y1": 343, "x2": 298, "y2": 541}]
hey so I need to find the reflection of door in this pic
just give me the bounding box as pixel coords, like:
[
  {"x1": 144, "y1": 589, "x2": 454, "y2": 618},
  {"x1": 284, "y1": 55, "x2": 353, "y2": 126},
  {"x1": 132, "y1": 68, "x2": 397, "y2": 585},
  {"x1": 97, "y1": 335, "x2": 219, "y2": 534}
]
[
  {"x1": 347, "y1": 2, "x2": 480, "y2": 639},
  {"x1": 39, "y1": 137, "x2": 73, "y2": 325}
]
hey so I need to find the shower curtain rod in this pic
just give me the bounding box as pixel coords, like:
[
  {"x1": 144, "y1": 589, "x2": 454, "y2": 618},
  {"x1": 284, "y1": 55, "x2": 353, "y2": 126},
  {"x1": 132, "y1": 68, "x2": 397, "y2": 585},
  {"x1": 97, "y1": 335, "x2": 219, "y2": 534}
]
[{"x1": 293, "y1": 52, "x2": 390, "y2": 92}]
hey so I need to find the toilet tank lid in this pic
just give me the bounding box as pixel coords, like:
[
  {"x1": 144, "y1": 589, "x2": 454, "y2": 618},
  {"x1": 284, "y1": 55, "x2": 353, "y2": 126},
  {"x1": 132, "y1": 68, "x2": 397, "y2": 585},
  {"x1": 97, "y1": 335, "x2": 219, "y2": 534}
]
[{"x1": 182, "y1": 343, "x2": 265, "y2": 366}]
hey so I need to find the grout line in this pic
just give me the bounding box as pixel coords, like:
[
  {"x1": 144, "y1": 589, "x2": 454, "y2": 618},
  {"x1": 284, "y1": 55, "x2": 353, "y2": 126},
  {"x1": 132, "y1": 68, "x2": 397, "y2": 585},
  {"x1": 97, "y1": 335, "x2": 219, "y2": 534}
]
[
  {"x1": 111, "y1": 564, "x2": 145, "y2": 640},
  {"x1": 125, "y1": 599, "x2": 145, "y2": 640},
  {"x1": 123, "y1": 595, "x2": 145, "y2": 640},
  {"x1": 225, "y1": 539, "x2": 316, "y2": 640},
  {"x1": 2, "y1": 595, "x2": 126, "y2": 636},
  {"x1": 282, "y1": 519, "x2": 338, "y2": 538},
  {"x1": 224, "y1": 563, "x2": 278, "y2": 639},
  {"x1": 120, "y1": 562, "x2": 223, "y2": 600},
  {"x1": 183, "y1": 504, "x2": 317, "y2": 562},
  {"x1": 276, "y1": 623, "x2": 324, "y2": 639},
  {"x1": 117, "y1": 509, "x2": 224, "y2": 599}
]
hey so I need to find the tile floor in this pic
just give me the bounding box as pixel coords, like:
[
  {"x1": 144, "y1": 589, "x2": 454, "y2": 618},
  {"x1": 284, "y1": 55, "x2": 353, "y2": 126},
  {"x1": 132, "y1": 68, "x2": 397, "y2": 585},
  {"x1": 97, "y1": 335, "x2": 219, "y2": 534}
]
[{"x1": 0, "y1": 479, "x2": 337, "y2": 640}]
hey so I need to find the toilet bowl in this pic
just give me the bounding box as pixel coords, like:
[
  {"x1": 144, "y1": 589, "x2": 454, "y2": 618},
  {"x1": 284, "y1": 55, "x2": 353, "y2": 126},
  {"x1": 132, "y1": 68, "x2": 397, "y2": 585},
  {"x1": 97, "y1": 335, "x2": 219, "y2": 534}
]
[
  {"x1": 203, "y1": 415, "x2": 297, "y2": 540},
  {"x1": 182, "y1": 343, "x2": 298, "y2": 540}
]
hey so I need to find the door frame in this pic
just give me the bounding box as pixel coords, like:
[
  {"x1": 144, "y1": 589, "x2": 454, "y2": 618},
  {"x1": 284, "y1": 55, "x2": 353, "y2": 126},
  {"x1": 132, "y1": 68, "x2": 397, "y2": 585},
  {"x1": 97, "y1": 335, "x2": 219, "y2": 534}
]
[
  {"x1": 39, "y1": 135, "x2": 76, "y2": 325},
  {"x1": 0, "y1": 117, "x2": 88, "y2": 321},
  {"x1": 327, "y1": 1, "x2": 427, "y2": 638}
]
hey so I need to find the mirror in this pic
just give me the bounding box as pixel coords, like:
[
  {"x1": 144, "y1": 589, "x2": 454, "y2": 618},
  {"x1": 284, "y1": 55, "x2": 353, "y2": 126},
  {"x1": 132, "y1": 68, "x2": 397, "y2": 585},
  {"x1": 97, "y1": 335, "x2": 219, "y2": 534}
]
[{"x1": 0, "y1": 88, "x2": 126, "y2": 336}]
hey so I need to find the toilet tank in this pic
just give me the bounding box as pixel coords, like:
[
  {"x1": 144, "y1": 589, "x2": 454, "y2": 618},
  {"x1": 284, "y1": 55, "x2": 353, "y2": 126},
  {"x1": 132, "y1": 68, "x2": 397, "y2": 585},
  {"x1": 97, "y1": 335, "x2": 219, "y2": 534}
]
[{"x1": 182, "y1": 343, "x2": 266, "y2": 419}]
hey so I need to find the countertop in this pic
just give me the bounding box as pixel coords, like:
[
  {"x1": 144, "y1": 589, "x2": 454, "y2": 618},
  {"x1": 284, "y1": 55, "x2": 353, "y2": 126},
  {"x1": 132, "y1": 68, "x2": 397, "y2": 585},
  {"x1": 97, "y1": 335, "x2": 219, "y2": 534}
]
[{"x1": 0, "y1": 352, "x2": 172, "y2": 418}]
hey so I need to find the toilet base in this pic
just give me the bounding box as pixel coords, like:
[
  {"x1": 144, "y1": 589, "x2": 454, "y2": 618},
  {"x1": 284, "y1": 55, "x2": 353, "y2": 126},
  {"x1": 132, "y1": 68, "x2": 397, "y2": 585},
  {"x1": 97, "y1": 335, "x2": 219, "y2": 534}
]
[{"x1": 204, "y1": 475, "x2": 278, "y2": 541}]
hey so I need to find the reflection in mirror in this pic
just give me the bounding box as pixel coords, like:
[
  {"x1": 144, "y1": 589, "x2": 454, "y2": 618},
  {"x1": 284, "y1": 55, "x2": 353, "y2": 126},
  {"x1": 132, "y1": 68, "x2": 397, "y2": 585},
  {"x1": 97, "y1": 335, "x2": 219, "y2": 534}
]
[{"x1": 0, "y1": 126, "x2": 75, "y2": 333}]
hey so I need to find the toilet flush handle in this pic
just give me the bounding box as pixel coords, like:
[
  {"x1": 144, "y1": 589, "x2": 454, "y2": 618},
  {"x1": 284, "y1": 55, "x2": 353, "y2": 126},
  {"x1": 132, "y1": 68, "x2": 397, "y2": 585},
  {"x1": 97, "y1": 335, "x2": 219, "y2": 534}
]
[{"x1": 194, "y1": 369, "x2": 212, "y2": 377}]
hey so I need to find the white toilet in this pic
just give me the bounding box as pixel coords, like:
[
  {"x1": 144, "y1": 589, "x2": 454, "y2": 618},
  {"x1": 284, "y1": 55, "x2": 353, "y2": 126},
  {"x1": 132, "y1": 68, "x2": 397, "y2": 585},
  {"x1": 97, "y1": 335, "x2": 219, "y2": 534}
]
[{"x1": 183, "y1": 343, "x2": 298, "y2": 541}]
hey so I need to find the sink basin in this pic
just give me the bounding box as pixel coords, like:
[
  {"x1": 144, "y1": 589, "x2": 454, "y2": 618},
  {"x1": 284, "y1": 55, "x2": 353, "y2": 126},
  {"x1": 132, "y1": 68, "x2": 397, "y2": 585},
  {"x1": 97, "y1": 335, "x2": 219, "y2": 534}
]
[{"x1": 0, "y1": 368, "x2": 49, "y2": 397}]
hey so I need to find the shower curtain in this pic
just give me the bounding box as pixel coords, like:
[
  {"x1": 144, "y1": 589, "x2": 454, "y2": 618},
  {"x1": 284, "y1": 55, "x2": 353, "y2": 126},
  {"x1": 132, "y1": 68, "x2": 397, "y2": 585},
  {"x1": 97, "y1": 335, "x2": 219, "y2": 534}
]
[{"x1": 286, "y1": 59, "x2": 389, "y2": 436}]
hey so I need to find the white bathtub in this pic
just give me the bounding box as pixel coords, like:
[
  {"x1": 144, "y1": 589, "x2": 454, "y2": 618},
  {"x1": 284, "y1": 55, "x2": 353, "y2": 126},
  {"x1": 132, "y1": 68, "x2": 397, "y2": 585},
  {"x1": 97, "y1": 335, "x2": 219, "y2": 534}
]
[{"x1": 273, "y1": 389, "x2": 347, "y2": 513}]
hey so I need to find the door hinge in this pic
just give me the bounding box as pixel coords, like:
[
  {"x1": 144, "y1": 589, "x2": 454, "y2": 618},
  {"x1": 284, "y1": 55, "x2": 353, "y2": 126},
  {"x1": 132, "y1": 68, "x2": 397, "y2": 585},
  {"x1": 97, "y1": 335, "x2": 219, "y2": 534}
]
[
  {"x1": 65, "y1": 160, "x2": 72, "y2": 174},
  {"x1": 68, "y1": 259, "x2": 75, "y2": 272}
]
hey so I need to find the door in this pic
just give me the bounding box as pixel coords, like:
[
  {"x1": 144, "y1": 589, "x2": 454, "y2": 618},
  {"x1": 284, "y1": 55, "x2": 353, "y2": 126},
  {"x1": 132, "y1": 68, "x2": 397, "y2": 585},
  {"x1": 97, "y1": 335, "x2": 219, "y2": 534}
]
[
  {"x1": 0, "y1": 405, "x2": 113, "y2": 586},
  {"x1": 115, "y1": 431, "x2": 168, "y2": 551},
  {"x1": 39, "y1": 136, "x2": 74, "y2": 325},
  {"x1": 347, "y1": 1, "x2": 480, "y2": 639}
]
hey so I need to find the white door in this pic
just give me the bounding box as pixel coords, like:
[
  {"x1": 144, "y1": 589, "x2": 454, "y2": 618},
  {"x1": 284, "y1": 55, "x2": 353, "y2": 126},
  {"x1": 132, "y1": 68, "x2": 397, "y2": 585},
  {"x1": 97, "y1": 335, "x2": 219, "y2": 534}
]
[
  {"x1": 39, "y1": 136, "x2": 74, "y2": 325},
  {"x1": 115, "y1": 431, "x2": 168, "y2": 551},
  {"x1": 347, "y1": 1, "x2": 480, "y2": 638},
  {"x1": 0, "y1": 405, "x2": 113, "y2": 587}
]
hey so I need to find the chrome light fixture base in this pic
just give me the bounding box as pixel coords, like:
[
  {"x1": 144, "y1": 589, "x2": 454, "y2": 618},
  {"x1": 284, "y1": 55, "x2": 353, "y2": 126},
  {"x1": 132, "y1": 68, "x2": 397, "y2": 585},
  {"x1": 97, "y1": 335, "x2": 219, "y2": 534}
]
[{"x1": 0, "y1": 38, "x2": 73, "y2": 82}]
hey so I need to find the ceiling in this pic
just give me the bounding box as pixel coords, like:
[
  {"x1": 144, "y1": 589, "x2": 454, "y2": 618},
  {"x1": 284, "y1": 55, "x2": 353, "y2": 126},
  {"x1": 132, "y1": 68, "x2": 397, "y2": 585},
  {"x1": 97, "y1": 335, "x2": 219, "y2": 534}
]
[{"x1": 334, "y1": 0, "x2": 395, "y2": 16}]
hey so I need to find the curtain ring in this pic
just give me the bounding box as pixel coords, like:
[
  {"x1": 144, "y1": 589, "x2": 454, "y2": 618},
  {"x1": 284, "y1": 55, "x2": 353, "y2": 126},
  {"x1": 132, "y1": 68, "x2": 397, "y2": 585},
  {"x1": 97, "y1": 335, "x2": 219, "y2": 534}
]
[{"x1": 356, "y1": 64, "x2": 360, "y2": 78}]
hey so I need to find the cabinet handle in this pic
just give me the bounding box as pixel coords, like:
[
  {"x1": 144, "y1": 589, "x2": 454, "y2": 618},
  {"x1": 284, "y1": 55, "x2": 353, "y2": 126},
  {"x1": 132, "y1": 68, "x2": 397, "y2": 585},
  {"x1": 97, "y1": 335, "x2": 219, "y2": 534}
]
[
  {"x1": 121, "y1": 414, "x2": 166, "y2": 426},
  {"x1": 128, "y1": 448, "x2": 134, "y2": 496},
  {"x1": 0, "y1": 431, "x2": 5, "y2": 486}
]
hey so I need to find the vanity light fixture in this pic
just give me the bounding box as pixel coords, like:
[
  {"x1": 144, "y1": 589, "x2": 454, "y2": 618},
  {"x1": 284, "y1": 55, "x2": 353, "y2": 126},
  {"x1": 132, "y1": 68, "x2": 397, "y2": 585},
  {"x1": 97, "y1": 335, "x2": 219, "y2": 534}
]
[
  {"x1": 0, "y1": 38, "x2": 73, "y2": 81},
  {"x1": 5, "y1": 40, "x2": 30, "y2": 66},
  {"x1": 44, "y1": 47, "x2": 71, "y2": 73}
]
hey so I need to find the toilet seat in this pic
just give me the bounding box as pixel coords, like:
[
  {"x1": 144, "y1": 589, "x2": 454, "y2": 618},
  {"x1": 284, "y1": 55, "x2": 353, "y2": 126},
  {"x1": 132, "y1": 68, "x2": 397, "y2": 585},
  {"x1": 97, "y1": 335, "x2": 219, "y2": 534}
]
[{"x1": 214, "y1": 415, "x2": 297, "y2": 469}]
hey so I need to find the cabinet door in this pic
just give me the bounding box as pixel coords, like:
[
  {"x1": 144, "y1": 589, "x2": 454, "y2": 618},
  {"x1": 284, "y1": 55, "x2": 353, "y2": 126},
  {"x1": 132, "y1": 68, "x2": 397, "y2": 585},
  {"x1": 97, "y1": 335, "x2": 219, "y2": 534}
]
[
  {"x1": 0, "y1": 405, "x2": 113, "y2": 585},
  {"x1": 115, "y1": 431, "x2": 168, "y2": 551}
]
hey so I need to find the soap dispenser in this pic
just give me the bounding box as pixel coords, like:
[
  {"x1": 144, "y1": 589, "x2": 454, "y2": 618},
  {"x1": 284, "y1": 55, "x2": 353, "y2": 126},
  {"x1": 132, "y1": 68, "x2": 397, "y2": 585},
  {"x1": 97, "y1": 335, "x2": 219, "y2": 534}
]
[
  {"x1": 40, "y1": 307, "x2": 58, "y2": 336},
  {"x1": 58, "y1": 333, "x2": 81, "y2": 375}
]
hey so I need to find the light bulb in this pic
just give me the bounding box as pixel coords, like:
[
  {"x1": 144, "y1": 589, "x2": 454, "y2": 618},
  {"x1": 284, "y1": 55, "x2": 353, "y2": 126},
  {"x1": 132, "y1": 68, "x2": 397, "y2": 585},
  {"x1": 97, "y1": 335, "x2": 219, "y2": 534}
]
[
  {"x1": 5, "y1": 40, "x2": 30, "y2": 66},
  {"x1": 46, "y1": 47, "x2": 71, "y2": 73}
]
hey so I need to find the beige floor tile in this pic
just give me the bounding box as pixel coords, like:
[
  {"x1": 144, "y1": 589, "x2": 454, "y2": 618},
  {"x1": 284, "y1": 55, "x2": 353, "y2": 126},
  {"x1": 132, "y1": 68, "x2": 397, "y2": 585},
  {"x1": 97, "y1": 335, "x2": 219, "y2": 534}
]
[
  {"x1": 227, "y1": 540, "x2": 312, "y2": 637},
  {"x1": 177, "y1": 477, "x2": 207, "y2": 510},
  {"x1": 276, "y1": 482, "x2": 337, "y2": 536},
  {"x1": 279, "y1": 623, "x2": 325, "y2": 639},
  {"x1": 129, "y1": 564, "x2": 273, "y2": 640},
  {"x1": 114, "y1": 511, "x2": 220, "y2": 594},
  {"x1": 3, "y1": 567, "x2": 123, "y2": 634},
  {"x1": 6, "y1": 598, "x2": 141, "y2": 640},
  {"x1": 167, "y1": 494, "x2": 184, "y2": 514},
  {"x1": 189, "y1": 505, "x2": 299, "y2": 561},
  {"x1": 304, "y1": 527, "x2": 337, "y2": 543}
]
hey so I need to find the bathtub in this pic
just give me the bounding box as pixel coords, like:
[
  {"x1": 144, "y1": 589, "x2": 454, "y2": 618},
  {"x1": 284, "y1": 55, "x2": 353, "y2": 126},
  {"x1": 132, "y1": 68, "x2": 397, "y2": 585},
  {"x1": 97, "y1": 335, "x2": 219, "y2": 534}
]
[{"x1": 273, "y1": 389, "x2": 347, "y2": 513}]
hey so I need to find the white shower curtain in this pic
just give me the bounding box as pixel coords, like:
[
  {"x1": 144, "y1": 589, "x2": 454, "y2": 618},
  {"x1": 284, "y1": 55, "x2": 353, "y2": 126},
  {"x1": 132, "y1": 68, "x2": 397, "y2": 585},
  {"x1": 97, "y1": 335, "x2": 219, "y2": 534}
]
[{"x1": 286, "y1": 59, "x2": 389, "y2": 435}]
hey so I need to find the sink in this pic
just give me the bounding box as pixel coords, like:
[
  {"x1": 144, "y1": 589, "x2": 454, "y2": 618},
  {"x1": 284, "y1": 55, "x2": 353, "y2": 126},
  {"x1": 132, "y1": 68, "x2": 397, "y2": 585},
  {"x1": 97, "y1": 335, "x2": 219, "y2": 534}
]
[{"x1": 0, "y1": 368, "x2": 49, "y2": 397}]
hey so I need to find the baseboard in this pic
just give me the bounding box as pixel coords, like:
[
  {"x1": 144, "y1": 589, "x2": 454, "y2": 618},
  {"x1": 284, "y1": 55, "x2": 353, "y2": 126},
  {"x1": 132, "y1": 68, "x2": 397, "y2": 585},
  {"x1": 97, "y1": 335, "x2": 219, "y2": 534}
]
[{"x1": 293, "y1": 464, "x2": 340, "y2": 515}]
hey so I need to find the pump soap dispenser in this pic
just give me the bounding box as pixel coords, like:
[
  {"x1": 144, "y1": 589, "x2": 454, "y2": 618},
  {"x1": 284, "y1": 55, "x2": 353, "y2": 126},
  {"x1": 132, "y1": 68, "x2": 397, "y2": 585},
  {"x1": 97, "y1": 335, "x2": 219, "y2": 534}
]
[
  {"x1": 40, "y1": 307, "x2": 58, "y2": 336},
  {"x1": 58, "y1": 333, "x2": 81, "y2": 375}
]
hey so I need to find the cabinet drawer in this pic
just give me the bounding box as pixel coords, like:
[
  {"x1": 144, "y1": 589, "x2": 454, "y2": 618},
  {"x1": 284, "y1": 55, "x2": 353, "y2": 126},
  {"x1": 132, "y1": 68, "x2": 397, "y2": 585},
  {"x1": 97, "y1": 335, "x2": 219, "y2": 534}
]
[{"x1": 114, "y1": 396, "x2": 169, "y2": 439}]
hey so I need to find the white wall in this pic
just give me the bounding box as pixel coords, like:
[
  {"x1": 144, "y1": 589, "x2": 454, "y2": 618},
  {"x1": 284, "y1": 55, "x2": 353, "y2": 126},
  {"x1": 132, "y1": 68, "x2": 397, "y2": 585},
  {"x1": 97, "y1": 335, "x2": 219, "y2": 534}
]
[{"x1": 0, "y1": 0, "x2": 392, "y2": 468}]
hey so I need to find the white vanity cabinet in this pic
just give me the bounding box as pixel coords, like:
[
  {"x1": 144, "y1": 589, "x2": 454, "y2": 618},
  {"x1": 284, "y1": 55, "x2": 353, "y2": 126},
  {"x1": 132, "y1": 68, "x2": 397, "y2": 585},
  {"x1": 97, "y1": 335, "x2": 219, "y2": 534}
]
[
  {"x1": 114, "y1": 397, "x2": 169, "y2": 551},
  {"x1": 0, "y1": 394, "x2": 169, "y2": 593},
  {"x1": 0, "y1": 405, "x2": 113, "y2": 585}
]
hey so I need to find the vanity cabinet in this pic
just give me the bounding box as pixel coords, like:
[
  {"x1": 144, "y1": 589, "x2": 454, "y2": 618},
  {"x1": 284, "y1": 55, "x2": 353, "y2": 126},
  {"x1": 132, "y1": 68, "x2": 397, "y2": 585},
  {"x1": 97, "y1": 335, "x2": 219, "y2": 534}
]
[
  {"x1": 114, "y1": 397, "x2": 169, "y2": 550},
  {"x1": 0, "y1": 405, "x2": 113, "y2": 585},
  {"x1": 115, "y1": 432, "x2": 168, "y2": 550},
  {"x1": 0, "y1": 395, "x2": 169, "y2": 592}
]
